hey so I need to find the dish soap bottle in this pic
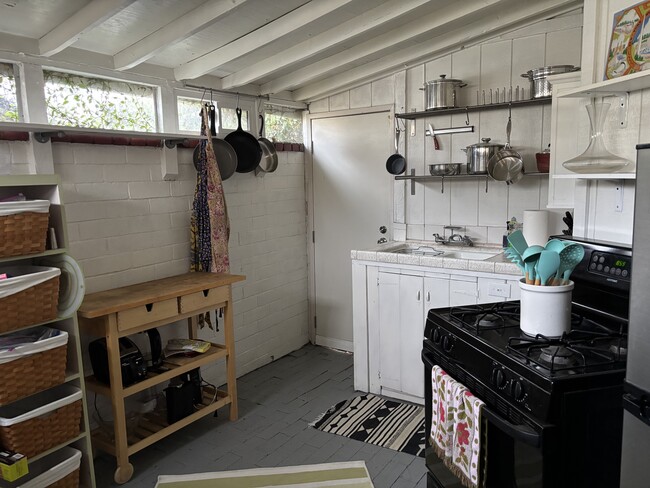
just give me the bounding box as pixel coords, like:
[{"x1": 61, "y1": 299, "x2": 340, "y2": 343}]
[{"x1": 503, "y1": 217, "x2": 518, "y2": 248}]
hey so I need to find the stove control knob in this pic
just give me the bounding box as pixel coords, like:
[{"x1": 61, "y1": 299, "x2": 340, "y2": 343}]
[
  {"x1": 491, "y1": 368, "x2": 506, "y2": 388},
  {"x1": 433, "y1": 328, "x2": 442, "y2": 344},
  {"x1": 513, "y1": 380, "x2": 526, "y2": 401},
  {"x1": 441, "y1": 335, "x2": 453, "y2": 352}
]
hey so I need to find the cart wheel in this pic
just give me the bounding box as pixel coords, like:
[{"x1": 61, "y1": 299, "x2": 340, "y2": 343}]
[{"x1": 114, "y1": 464, "x2": 134, "y2": 484}]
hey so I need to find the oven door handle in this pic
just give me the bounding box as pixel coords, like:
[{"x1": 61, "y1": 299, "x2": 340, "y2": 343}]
[
  {"x1": 421, "y1": 347, "x2": 464, "y2": 368},
  {"x1": 422, "y1": 350, "x2": 543, "y2": 448},
  {"x1": 481, "y1": 407, "x2": 542, "y2": 448}
]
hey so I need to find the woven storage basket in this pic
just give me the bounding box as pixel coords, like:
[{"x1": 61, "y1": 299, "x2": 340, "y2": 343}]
[
  {"x1": 49, "y1": 468, "x2": 80, "y2": 488},
  {"x1": 0, "y1": 387, "x2": 82, "y2": 459},
  {"x1": 0, "y1": 269, "x2": 60, "y2": 334},
  {"x1": 0, "y1": 211, "x2": 49, "y2": 258},
  {"x1": 0, "y1": 344, "x2": 67, "y2": 406}
]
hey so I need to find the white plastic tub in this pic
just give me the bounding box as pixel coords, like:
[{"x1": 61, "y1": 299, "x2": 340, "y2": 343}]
[
  {"x1": 6, "y1": 447, "x2": 81, "y2": 488},
  {"x1": 0, "y1": 327, "x2": 68, "y2": 366}
]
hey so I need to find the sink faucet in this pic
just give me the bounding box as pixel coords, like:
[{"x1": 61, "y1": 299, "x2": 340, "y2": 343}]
[{"x1": 432, "y1": 226, "x2": 474, "y2": 246}]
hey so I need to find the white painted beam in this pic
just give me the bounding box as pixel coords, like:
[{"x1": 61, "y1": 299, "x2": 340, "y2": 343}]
[
  {"x1": 174, "y1": 0, "x2": 356, "y2": 81},
  {"x1": 38, "y1": 0, "x2": 134, "y2": 56},
  {"x1": 261, "y1": 0, "x2": 507, "y2": 95},
  {"x1": 221, "y1": 0, "x2": 432, "y2": 90},
  {"x1": 294, "y1": 0, "x2": 582, "y2": 102},
  {"x1": 114, "y1": 0, "x2": 249, "y2": 71},
  {"x1": 291, "y1": 0, "x2": 582, "y2": 101}
]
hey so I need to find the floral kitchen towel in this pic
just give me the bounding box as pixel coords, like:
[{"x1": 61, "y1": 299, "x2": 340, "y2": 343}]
[
  {"x1": 450, "y1": 382, "x2": 485, "y2": 488},
  {"x1": 430, "y1": 365, "x2": 485, "y2": 488},
  {"x1": 430, "y1": 365, "x2": 453, "y2": 459}
]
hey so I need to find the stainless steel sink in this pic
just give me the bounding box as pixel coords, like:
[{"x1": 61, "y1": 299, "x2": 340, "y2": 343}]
[{"x1": 389, "y1": 246, "x2": 499, "y2": 260}]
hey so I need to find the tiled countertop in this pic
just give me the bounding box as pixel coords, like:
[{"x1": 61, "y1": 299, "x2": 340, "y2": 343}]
[{"x1": 351, "y1": 241, "x2": 521, "y2": 275}]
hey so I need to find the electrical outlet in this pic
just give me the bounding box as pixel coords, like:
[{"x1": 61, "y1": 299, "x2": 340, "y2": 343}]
[{"x1": 488, "y1": 282, "x2": 511, "y2": 298}]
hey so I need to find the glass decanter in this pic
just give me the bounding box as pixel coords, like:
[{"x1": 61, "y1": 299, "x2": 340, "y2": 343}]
[{"x1": 562, "y1": 101, "x2": 631, "y2": 174}]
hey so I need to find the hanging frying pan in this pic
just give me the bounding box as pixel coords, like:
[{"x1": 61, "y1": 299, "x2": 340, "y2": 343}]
[
  {"x1": 225, "y1": 107, "x2": 262, "y2": 173},
  {"x1": 193, "y1": 104, "x2": 237, "y2": 180},
  {"x1": 487, "y1": 105, "x2": 524, "y2": 185},
  {"x1": 256, "y1": 114, "x2": 278, "y2": 175}
]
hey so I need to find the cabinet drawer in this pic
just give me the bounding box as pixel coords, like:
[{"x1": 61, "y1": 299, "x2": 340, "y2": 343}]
[
  {"x1": 179, "y1": 286, "x2": 229, "y2": 314},
  {"x1": 117, "y1": 298, "x2": 178, "y2": 331}
]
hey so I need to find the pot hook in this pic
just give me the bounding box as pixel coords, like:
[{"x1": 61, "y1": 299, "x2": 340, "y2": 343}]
[{"x1": 465, "y1": 107, "x2": 470, "y2": 126}]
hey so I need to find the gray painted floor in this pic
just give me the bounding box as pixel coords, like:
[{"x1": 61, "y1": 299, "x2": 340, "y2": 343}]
[{"x1": 93, "y1": 344, "x2": 428, "y2": 488}]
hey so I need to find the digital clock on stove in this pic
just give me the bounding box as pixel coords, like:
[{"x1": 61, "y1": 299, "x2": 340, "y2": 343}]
[{"x1": 589, "y1": 251, "x2": 631, "y2": 280}]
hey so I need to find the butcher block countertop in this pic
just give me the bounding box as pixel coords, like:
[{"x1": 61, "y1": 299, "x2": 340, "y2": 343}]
[
  {"x1": 78, "y1": 272, "x2": 245, "y2": 318},
  {"x1": 352, "y1": 241, "x2": 520, "y2": 275}
]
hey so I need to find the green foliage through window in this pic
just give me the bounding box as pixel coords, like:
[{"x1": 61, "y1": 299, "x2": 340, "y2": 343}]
[
  {"x1": 178, "y1": 97, "x2": 211, "y2": 133},
  {"x1": 0, "y1": 63, "x2": 18, "y2": 122},
  {"x1": 44, "y1": 70, "x2": 156, "y2": 131},
  {"x1": 264, "y1": 107, "x2": 303, "y2": 143}
]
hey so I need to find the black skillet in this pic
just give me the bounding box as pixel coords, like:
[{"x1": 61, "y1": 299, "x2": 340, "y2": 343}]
[{"x1": 225, "y1": 107, "x2": 262, "y2": 173}]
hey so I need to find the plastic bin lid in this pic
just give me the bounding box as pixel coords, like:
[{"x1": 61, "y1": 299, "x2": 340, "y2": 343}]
[
  {"x1": 9, "y1": 447, "x2": 81, "y2": 488},
  {"x1": 0, "y1": 266, "x2": 61, "y2": 300}
]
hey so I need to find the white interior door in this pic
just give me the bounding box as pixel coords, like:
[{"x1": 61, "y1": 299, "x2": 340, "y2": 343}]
[{"x1": 311, "y1": 111, "x2": 391, "y2": 349}]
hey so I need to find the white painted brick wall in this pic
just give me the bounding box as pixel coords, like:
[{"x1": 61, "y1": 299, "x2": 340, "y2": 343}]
[{"x1": 1, "y1": 140, "x2": 309, "y2": 392}]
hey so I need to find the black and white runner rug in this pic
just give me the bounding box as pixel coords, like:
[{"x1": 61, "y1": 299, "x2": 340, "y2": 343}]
[{"x1": 310, "y1": 394, "x2": 426, "y2": 458}]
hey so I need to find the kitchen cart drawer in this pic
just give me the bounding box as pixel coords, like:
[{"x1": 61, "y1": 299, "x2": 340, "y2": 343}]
[
  {"x1": 117, "y1": 298, "x2": 178, "y2": 331},
  {"x1": 179, "y1": 287, "x2": 229, "y2": 314}
]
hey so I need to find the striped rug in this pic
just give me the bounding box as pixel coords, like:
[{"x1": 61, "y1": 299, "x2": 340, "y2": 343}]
[
  {"x1": 311, "y1": 394, "x2": 425, "y2": 458},
  {"x1": 155, "y1": 461, "x2": 374, "y2": 488}
]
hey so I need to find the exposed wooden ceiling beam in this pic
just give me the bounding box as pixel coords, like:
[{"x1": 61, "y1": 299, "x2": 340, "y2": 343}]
[
  {"x1": 173, "y1": 0, "x2": 356, "y2": 81},
  {"x1": 261, "y1": 0, "x2": 506, "y2": 96},
  {"x1": 113, "y1": 0, "x2": 249, "y2": 71},
  {"x1": 38, "y1": 0, "x2": 134, "y2": 57},
  {"x1": 221, "y1": 0, "x2": 433, "y2": 90},
  {"x1": 292, "y1": 0, "x2": 582, "y2": 101}
]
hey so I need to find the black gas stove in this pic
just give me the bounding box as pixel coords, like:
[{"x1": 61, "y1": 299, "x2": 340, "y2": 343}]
[{"x1": 422, "y1": 236, "x2": 632, "y2": 488}]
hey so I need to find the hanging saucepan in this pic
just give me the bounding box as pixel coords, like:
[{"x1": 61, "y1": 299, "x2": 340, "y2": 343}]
[
  {"x1": 225, "y1": 107, "x2": 262, "y2": 173},
  {"x1": 256, "y1": 114, "x2": 278, "y2": 175},
  {"x1": 192, "y1": 104, "x2": 237, "y2": 180},
  {"x1": 487, "y1": 106, "x2": 524, "y2": 184},
  {"x1": 386, "y1": 128, "x2": 406, "y2": 175}
]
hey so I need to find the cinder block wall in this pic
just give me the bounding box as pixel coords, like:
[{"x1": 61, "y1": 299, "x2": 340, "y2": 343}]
[{"x1": 1, "y1": 141, "x2": 310, "y2": 390}]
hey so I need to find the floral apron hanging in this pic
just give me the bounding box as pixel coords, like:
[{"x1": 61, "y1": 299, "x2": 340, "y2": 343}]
[{"x1": 190, "y1": 104, "x2": 230, "y2": 328}]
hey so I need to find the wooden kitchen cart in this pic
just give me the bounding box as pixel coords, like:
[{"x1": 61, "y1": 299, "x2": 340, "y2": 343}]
[{"x1": 77, "y1": 272, "x2": 245, "y2": 484}]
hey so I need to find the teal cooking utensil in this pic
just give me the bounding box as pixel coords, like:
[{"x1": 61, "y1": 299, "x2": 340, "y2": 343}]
[
  {"x1": 557, "y1": 243, "x2": 585, "y2": 284},
  {"x1": 535, "y1": 250, "x2": 561, "y2": 285},
  {"x1": 504, "y1": 248, "x2": 525, "y2": 273},
  {"x1": 507, "y1": 230, "x2": 528, "y2": 257},
  {"x1": 522, "y1": 245, "x2": 544, "y2": 284},
  {"x1": 543, "y1": 239, "x2": 567, "y2": 284}
]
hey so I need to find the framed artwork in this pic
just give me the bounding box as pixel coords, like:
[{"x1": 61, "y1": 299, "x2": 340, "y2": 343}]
[{"x1": 604, "y1": 1, "x2": 650, "y2": 79}]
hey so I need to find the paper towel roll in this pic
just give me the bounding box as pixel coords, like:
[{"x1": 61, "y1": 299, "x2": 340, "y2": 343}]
[{"x1": 523, "y1": 210, "x2": 549, "y2": 246}]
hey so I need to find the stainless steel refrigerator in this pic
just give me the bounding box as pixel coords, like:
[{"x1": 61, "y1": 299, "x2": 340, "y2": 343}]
[{"x1": 620, "y1": 144, "x2": 650, "y2": 487}]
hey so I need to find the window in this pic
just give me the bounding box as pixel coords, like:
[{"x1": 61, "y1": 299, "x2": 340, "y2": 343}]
[
  {"x1": 263, "y1": 107, "x2": 303, "y2": 143},
  {"x1": 221, "y1": 107, "x2": 249, "y2": 131},
  {"x1": 0, "y1": 63, "x2": 18, "y2": 122},
  {"x1": 43, "y1": 70, "x2": 156, "y2": 131},
  {"x1": 177, "y1": 97, "x2": 211, "y2": 133}
]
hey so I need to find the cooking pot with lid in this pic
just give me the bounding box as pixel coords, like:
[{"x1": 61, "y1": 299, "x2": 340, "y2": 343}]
[
  {"x1": 461, "y1": 138, "x2": 504, "y2": 174},
  {"x1": 422, "y1": 74, "x2": 466, "y2": 110},
  {"x1": 521, "y1": 65, "x2": 580, "y2": 98}
]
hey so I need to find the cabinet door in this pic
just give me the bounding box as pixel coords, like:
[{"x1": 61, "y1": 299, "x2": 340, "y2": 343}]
[
  {"x1": 378, "y1": 272, "x2": 402, "y2": 391},
  {"x1": 399, "y1": 274, "x2": 425, "y2": 398},
  {"x1": 449, "y1": 277, "x2": 478, "y2": 306},
  {"x1": 424, "y1": 276, "x2": 450, "y2": 318}
]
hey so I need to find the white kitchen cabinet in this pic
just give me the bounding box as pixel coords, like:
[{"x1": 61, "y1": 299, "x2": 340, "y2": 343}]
[{"x1": 449, "y1": 276, "x2": 478, "y2": 306}]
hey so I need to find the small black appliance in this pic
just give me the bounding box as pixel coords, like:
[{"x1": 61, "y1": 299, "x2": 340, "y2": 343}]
[{"x1": 89, "y1": 337, "x2": 147, "y2": 387}]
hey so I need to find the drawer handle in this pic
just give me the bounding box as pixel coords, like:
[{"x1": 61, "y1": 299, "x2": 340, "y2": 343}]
[
  {"x1": 202, "y1": 289, "x2": 210, "y2": 298},
  {"x1": 146, "y1": 303, "x2": 154, "y2": 312}
]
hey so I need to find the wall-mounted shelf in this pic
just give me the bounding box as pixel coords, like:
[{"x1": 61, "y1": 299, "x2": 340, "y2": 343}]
[
  {"x1": 395, "y1": 97, "x2": 551, "y2": 120},
  {"x1": 395, "y1": 170, "x2": 547, "y2": 194},
  {"x1": 552, "y1": 172, "x2": 635, "y2": 179},
  {"x1": 556, "y1": 70, "x2": 650, "y2": 98}
]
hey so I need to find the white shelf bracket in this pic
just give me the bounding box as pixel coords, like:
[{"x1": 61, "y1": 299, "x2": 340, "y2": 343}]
[{"x1": 617, "y1": 93, "x2": 629, "y2": 129}]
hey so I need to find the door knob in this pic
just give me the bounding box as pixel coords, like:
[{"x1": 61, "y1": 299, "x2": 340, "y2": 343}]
[
  {"x1": 379, "y1": 226, "x2": 387, "y2": 234},
  {"x1": 377, "y1": 237, "x2": 387, "y2": 244}
]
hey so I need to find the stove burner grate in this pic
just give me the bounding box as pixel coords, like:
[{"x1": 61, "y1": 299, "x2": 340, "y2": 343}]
[
  {"x1": 507, "y1": 327, "x2": 625, "y2": 374},
  {"x1": 449, "y1": 301, "x2": 520, "y2": 333}
]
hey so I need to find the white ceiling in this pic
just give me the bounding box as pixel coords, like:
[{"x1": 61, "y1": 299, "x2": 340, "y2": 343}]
[{"x1": 0, "y1": 0, "x2": 582, "y2": 103}]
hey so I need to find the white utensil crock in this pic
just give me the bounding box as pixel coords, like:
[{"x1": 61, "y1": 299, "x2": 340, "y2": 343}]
[{"x1": 519, "y1": 278, "x2": 574, "y2": 338}]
